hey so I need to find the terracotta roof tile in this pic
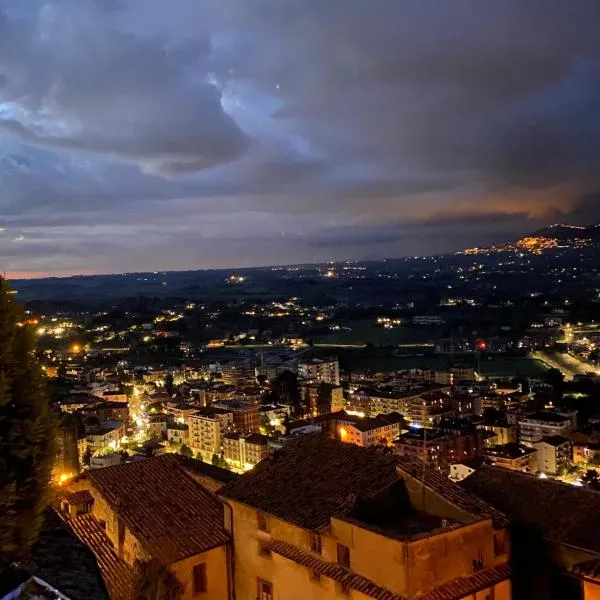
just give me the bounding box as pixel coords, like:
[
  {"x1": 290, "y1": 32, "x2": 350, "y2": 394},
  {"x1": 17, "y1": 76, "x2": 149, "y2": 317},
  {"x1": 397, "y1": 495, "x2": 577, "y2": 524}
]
[
  {"x1": 462, "y1": 465, "x2": 600, "y2": 552},
  {"x1": 222, "y1": 436, "x2": 504, "y2": 532},
  {"x1": 419, "y1": 563, "x2": 511, "y2": 600},
  {"x1": 267, "y1": 539, "x2": 511, "y2": 600},
  {"x1": 88, "y1": 454, "x2": 230, "y2": 564},
  {"x1": 266, "y1": 539, "x2": 406, "y2": 600},
  {"x1": 396, "y1": 456, "x2": 509, "y2": 529},
  {"x1": 221, "y1": 436, "x2": 401, "y2": 530},
  {"x1": 64, "y1": 490, "x2": 94, "y2": 506},
  {"x1": 59, "y1": 511, "x2": 135, "y2": 600}
]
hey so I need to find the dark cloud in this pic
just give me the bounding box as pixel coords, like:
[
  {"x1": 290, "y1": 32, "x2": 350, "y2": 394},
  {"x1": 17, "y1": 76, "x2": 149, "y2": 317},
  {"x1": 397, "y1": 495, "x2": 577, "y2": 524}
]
[{"x1": 1, "y1": 0, "x2": 600, "y2": 276}]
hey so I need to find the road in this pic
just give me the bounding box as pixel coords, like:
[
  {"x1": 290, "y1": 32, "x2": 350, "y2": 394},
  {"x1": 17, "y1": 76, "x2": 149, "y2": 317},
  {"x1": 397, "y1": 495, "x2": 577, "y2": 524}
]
[{"x1": 533, "y1": 350, "x2": 597, "y2": 381}]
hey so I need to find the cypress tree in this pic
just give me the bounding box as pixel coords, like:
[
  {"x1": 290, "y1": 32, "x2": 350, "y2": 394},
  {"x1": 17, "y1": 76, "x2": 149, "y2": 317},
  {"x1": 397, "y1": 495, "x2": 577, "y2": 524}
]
[{"x1": 0, "y1": 278, "x2": 55, "y2": 571}]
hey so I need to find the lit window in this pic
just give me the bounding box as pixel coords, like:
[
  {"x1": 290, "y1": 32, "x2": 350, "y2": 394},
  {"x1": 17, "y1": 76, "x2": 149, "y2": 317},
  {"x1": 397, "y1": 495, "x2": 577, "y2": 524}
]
[{"x1": 257, "y1": 579, "x2": 273, "y2": 600}]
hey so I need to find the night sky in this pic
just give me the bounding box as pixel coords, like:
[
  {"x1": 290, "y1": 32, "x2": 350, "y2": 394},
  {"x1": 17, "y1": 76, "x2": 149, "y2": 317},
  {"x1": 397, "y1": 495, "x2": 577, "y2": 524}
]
[{"x1": 2, "y1": 1, "x2": 600, "y2": 277}]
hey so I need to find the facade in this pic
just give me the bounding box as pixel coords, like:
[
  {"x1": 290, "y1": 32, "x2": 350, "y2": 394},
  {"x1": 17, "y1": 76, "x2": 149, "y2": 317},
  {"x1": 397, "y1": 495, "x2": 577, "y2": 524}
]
[
  {"x1": 393, "y1": 428, "x2": 449, "y2": 469},
  {"x1": 298, "y1": 357, "x2": 340, "y2": 386},
  {"x1": 334, "y1": 412, "x2": 405, "y2": 447},
  {"x1": 213, "y1": 400, "x2": 260, "y2": 433},
  {"x1": 485, "y1": 443, "x2": 538, "y2": 473},
  {"x1": 533, "y1": 436, "x2": 571, "y2": 476},
  {"x1": 85, "y1": 421, "x2": 125, "y2": 454},
  {"x1": 220, "y1": 436, "x2": 511, "y2": 600},
  {"x1": 573, "y1": 442, "x2": 600, "y2": 465},
  {"x1": 60, "y1": 455, "x2": 231, "y2": 600},
  {"x1": 519, "y1": 411, "x2": 575, "y2": 447},
  {"x1": 188, "y1": 407, "x2": 234, "y2": 461},
  {"x1": 221, "y1": 361, "x2": 257, "y2": 384},
  {"x1": 223, "y1": 433, "x2": 269, "y2": 471},
  {"x1": 167, "y1": 422, "x2": 190, "y2": 446}
]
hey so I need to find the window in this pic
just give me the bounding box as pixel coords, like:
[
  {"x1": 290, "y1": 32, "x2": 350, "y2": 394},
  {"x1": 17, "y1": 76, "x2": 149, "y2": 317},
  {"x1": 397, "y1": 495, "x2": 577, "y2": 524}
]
[
  {"x1": 257, "y1": 511, "x2": 269, "y2": 533},
  {"x1": 193, "y1": 563, "x2": 207, "y2": 594},
  {"x1": 257, "y1": 579, "x2": 273, "y2": 600},
  {"x1": 493, "y1": 532, "x2": 505, "y2": 557},
  {"x1": 258, "y1": 541, "x2": 272, "y2": 558},
  {"x1": 310, "y1": 569, "x2": 321, "y2": 583},
  {"x1": 337, "y1": 544, "x2": 350, "y2": 568},
  {"x1": 310, "y1": 532, "x2": 322, "y2": 554}
]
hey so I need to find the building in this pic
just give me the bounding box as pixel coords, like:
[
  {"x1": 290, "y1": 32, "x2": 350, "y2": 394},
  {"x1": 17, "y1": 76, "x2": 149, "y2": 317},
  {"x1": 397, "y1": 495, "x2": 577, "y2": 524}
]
[
  {"x1": 220, "y1": 361, "x2": 257, "y2": 384},
  {"x1": 405, "y1": 390, "x2": 454, "y2": 428},
  {"x1": 145, "y1": 413, "x2": 168, "y2": 440},
  {"x1": 519, "y1": 411, "x2": 575, "y2": 447},
  {"x1": 439, "y1": 419, "x2": 487, "y2": 465},
  {"x1": 220, "y1": 436, "x2": 511, "y2": 600},
  {"x1": 85, "y1": 421, "x2": 125, "y2": 454},
  {"x1": 299, "y1": 382, "x2": 345, "y2": 417},
  {"x1": 533, "y1": 436, "x2": 571, "y2": 476},
  {"x1": 298, "y1": 357, "x2": 340, "y2": 385},
  {"x1": 167, "y1": 422, "x2": 190, "y2": 446},
  {"x1": 188, "y1": 407, "x2": 234, "y2": 461},
  {"x1": 393, "y1": 427, "x2": 449, "y2": 469},
  {"x1": 573, "y1": 442, "x2": 600, "y2": 465},
  {"x1": 333, "y1": 411, "x2": 406, "y2": 447},
  {"x1": 485, "y1": 443, "x2": 538, "y2": 473},
  {"x1": 213, "y1": 400, "x2": 260, "y2": 433},
  {"x1": 463, "y1": 465, "x2": 600, "y2": 599},
  {"x1": 478, "y1": 417, "x2": 518, "y2": 446},
  {"x1": 59, "y1": 455, "x2": 231, "y2": 600},
  {"x1": 223, "y1": 433, "x2": 269, "y2": 471}
]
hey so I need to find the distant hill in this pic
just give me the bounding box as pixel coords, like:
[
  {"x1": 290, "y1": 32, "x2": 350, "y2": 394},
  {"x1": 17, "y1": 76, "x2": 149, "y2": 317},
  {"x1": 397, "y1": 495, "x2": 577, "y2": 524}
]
[{"x1": 528, "y1": 223, "x2": 600, "y2": 242}]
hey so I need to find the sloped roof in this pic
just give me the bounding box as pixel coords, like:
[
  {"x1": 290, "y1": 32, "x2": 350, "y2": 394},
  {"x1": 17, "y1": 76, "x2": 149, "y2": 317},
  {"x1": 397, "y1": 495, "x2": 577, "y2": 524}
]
[
  {"x1": 396, "y1": 456, "x2": 508, "y2": 529},
  {"x1": 25, "y1": 510, "x2": 109, "y2": 600},
  {"x1": 462, "y1": 465, "x2": 600, "y2": 552},
  {"x1": 88, "y1": 454, "x2": 230, "y2": 564},
  {"x1": 221, "y1": 435, "x2": 505, "y2": 531}
]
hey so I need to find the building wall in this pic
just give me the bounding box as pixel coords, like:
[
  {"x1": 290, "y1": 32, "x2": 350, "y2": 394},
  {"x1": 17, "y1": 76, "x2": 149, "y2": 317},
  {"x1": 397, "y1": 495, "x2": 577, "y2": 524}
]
[
  {"x1": 584, "y1": 580, "x2": 600, "y2": 600},
  {"x1": 172, "y1": 545, "x2": 230, "y2": 600},
  {"x1": 226, "y1": 496, "x2": 510, "y2": 600}
]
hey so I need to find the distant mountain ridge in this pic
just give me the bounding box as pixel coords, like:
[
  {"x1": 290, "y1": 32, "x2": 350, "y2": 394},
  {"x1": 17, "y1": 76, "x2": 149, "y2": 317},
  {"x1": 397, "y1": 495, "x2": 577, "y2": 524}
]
[{"x1": 529, "y1": 223, "x2": 600, "y2": 242}]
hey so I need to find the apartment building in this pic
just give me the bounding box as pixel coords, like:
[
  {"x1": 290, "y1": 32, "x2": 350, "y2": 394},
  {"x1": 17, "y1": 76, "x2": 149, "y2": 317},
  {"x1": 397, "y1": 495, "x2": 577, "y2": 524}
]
[
  {"x1": 188, "y1": 407, "x2": 234, "y2": 461},
  {"x1": 223, "y1": 433, "x2": 269, "y2": 471}
]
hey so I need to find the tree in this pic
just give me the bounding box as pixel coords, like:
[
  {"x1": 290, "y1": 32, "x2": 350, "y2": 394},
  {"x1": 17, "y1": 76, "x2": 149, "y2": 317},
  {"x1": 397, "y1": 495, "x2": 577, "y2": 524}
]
[
  {"x1": 269, "y1": 370, "x2": 300, "y2": 409},
  {"x1": 179, "y1": 444, "x2": 193, "y2": 458},
  {"x1": 164, "y1": 372, "x2": 175, "y2": 397},
  {"x1": 544, "y1": 367, "x2": 565, "y2": 397},
  {"x1": 82, "y1": 446, "x2": 92, "y2": 467},
  {"x1": 132, "y1": 558, "x2": 183, "y2": 600},
  {"x1": 0, "y1": 278, "x2": 56, "y2": 572},
  {"x1": 211, "y1": 453, "x2": 228, "y2": 469}
]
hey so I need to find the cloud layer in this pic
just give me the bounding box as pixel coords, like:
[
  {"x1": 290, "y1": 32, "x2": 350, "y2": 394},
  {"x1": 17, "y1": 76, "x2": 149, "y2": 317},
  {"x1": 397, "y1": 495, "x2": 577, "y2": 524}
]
[{"x1": 1, "y1": 0, "x2": 600, "y2": 276}]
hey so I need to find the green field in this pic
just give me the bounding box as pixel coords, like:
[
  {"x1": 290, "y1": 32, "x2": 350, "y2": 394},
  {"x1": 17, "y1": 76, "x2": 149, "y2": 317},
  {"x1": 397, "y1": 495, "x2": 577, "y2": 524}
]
[{"x1": 310, "y1": 347, "x2": 548, "y2": 378}]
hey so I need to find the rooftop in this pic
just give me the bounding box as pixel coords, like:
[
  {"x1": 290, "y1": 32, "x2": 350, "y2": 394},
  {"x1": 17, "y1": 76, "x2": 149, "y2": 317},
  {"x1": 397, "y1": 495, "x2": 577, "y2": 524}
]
[
  {"x1": 87, "y1": 454, "x2": 230, "y2": 564},
  {"x1": 486, "y1": 443, "x2": 536, "y2": 459},
  {"x1": 221, "y1": 435, "x2": 506, "y2": 532},
  {"x1": 462, "y1": 465, "x2": 600, "y2": 553},
  {"x1": 520, "y1": 410, "x2": 572, "y2": 424},
  {"x1": 536, "y1": 435, "x2": 570, "y2": 447}
]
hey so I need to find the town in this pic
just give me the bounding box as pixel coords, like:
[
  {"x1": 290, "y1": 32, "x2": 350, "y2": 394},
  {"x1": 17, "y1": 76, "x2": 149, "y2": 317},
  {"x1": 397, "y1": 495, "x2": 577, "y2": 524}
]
[{"x1": 4, "y1": 236, "x2": 600, "y2": 600}]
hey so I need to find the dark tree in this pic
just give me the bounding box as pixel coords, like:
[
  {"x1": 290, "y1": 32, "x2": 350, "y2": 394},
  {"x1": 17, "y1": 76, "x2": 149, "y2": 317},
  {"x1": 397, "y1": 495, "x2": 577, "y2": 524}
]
[
  {"x1": 179, "y1": 444, "x2": 193, "y2": 458},
  {"x1": 132, "y1": 558, "x2": 183, "y2": 600},
  {"x1": 582, "y1": 469, "x2": 600, "y2": 490},
  {"x1": 0, "y1": 278, "x2": 56, "y2": 571},
  {"x1": 544, "y1": 367, "x2": 565, "y2": 397},
  {"x1": 164, "y1": 372, "x2": 175, "y2": 397},
  {"x1": 269, "y1": 370, "x2": 301, "y2": 415},
  {"x1": 82, "y1": 446, "x2": 92, "y2": 467}
]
